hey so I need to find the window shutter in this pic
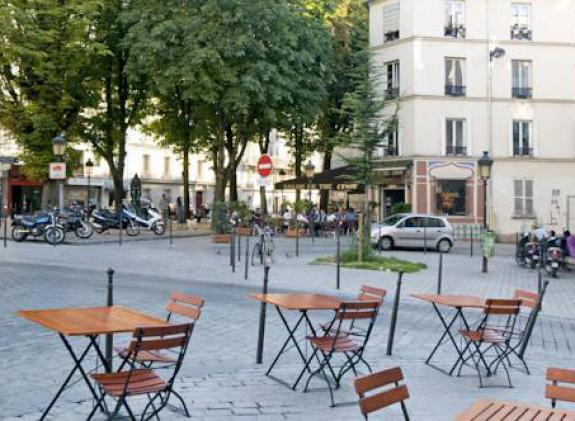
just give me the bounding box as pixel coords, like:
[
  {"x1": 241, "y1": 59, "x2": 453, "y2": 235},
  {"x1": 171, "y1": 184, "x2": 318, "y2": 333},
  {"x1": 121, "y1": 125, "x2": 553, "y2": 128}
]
[
  {"x1": 383, "y1": 3, "x2": 400, "y2": 33},
  {"x1": 514, "y1": 180, "x2": 523, "y2": 215}
]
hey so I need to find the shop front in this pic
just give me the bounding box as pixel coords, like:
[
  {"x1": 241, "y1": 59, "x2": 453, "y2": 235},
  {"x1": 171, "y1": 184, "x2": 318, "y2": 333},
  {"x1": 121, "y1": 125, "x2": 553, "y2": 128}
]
[{"x1": 7, "y1": 165, "x2": 43, "y2": 215}]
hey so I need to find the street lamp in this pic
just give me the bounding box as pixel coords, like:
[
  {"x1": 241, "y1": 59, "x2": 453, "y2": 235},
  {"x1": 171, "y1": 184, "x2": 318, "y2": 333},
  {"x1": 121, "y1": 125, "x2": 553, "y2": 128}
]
[
  {"x1": 85, "y1": 158, "x2": 94, "y2": 211},
  {"x1": 51, "y1": 134, "x2": 66, "y2": 209},
  {"x1": 478, "y1": 151, "x2": 494, "y2": 273},
  {"x1": 487, "y1": 47, "x2": 505, "y2": 153}
]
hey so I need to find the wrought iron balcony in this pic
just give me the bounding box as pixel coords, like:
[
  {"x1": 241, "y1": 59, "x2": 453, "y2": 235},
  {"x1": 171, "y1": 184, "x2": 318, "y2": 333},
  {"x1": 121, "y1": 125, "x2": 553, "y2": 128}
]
[
  {"x1": 445, "y1": 85, "x2": 466, "y2": 96},
  {"x1": 384, "y1": 30, "x2": 400, "y2": 43},
  {"x1": 385, "y1": 87, "x2": 399, "y2": 100},
  {"x1": 512, "y1": 87, "x2": 532, "y2": 99},
  {"x1": 444, "y1": 24, "x2": 466, "y2": 38},
  {"x1": 511, "y1": 25, "x2": 532, "y2": 40},
  {"x1": 445, "y1": 145, "x2": 467, "y2": 156},
  {"x1": 513, "y1": 147, "x2": 533, "y2": 157}
]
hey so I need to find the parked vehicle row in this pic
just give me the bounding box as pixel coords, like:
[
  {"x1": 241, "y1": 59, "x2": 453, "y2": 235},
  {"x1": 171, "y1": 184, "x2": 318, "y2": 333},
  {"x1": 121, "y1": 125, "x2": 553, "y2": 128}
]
[
  {"x1": 515, "y1": 230, "x2": 565, "y2": 277},
  {"x1": 10, "y1": 202, "x2": 165, "y2": 244}
]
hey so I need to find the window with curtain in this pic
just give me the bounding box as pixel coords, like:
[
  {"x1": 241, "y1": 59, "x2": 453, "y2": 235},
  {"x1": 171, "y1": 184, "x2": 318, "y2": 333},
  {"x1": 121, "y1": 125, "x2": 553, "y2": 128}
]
[
  {"x1": 445, "y1": 58, "x2": 466, "y2": 96},
  {"x1": 511, "y1": 2, "x2": 532, "y2": 39},
  {"x1": 513, "y1": 120, "x2": 532, "y2": 156},
  {"x1": 445, "y1": 118, "x2": 467, "y2": 155},
  {"x1": 385, "y1": 61, "x2": 400, "y2": 98},
  {"x1": 512, "y1": 60, "x2": 532, "y2": 98},
  {"x1": 445, "y1": 1, "x2": 466, "y2": 37}
]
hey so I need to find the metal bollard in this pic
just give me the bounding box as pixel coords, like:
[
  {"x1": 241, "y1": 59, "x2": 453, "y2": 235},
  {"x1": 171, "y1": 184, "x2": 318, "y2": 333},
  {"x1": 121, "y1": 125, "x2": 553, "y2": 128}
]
[
  {"x1": 118, "y1": 213, "x2": 122, "y2": 246},
  {"x1": 423, "y1": 226, "x2": 427, "y2": 254},
  {"x1": 105, "y1": 268, "x2": 114, "y2": 372},
  {"x1": 470, "y1": 227, "x2": 474, "y2": 257},
  {"x1": 169, "y1": 210, "x2": 173, "y2": 246},
  {"x1": 238, "y1": 230, "x2": 241, "y2": 262},
  {"x1": 437, "y1": 251, "x2": 444, "y2": 295},
  {"x1": 231, "y1": 229, "x2": 236, "y2": 273},
  {"x1": 244, "y1": 234, "x2": 250, "y2": 280},
  {"x1": 295, "y1": 221, "x2": 299, "y2": 258},
  {"x1": 3, "y1": 206, "x2": 7, "y2": 248},
  {"x1": 256, "y1": 265, "x2": 270, "y2": 364},
  {"x1": 518, "y1": 280, "x2": 549, "y2": 359},
  {"x1": 386, "y1": 271, "x2": 404, "y2": 356},
  {"x1": 336, "y1": 222, "x2": 341, "y2": 290}
]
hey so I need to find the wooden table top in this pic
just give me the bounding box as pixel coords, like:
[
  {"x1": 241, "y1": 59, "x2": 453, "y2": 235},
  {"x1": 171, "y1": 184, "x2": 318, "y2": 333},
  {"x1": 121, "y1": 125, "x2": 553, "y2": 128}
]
[
  {"x1": 18, "y1": 305, "x2": 169, "y2": 336},
  {"x1": 456, "y1": 399, "x2": 575, "y2": 420},
  {"x1": 411, "y1": 294, "x2": 485, "y2": 309},
  {"x1": 250, "y1": 293, "x2": 342, "y2": 311}
]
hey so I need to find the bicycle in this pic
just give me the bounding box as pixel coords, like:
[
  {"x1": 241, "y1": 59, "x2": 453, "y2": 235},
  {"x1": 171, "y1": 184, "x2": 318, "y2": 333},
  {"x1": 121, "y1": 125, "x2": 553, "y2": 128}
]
[{"x1": 251, "y1": 224, "x2": 275, "y2": 266}]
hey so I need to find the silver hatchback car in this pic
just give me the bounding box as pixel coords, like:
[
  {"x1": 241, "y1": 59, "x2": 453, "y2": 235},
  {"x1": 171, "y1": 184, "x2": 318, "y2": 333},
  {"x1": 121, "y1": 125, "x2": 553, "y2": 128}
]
[{"x1": 370, "y1": 213, "x2": 455, "y2": 253}]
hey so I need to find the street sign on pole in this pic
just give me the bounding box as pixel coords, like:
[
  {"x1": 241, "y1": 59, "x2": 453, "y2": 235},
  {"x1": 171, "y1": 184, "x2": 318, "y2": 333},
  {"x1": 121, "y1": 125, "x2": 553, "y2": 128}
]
[
  {"x1": 257, "y1": 155, "x2": 273, "y2": 178},
  {"x1": 49, "y1": 163, "x2": 66, "y2": 180}
]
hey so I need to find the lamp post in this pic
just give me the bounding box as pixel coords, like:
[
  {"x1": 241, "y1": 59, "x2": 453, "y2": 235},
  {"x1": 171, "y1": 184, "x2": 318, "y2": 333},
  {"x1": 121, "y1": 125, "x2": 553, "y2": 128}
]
[
  {"x1": 305, "y1": 160, "x2": 315, "y2": 240},
  {"x1": 51, "y1": 134, "x2": 67, "y2": 209},
  {"x1": 487, "y1": 47, "x2": 505, "y2": 153},
  {"x1": 478, "y1": 151, "x2": 493, "y2": 273},
  {"x1": 85, "y1": 158, "x2": 94, "y2": 211}
]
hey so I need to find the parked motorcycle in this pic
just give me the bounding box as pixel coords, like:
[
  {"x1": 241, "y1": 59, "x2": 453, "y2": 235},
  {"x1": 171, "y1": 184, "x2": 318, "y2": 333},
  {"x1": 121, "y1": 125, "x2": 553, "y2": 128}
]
[
  {"x1": 545, "y1": 237, "x2": 563, "y2": 278},
  {"x1": 12, "y1": 210, "x2": 65, "y2": 245},
  {"x1": 524, "y1": 242, "x2": 541, "y2": 269},
  {"x1": 58, "y1": 206, "x2": 94, "y2": 239},
  {"x1": 91, "y1": 206, "x2": 140, "y2": 236},
  {"x1": 124, "y1": 204, "x2": 165, "y2": 235}
]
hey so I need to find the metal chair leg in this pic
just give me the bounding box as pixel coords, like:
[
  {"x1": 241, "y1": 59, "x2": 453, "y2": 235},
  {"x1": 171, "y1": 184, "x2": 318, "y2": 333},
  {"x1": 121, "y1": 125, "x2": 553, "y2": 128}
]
[{"x1": 170, "y1": 389, "x2": 191, "y2": 417}]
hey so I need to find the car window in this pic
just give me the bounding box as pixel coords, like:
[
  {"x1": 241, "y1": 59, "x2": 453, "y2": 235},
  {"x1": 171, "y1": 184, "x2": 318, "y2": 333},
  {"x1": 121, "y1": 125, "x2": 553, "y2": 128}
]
[
  {"x1": 424, "y1": 217, "x2": 445, "y2": 228},
  {"x1": 403, "y1": 217, "x2": 421, "y2": 228},
  {"x1": 381, "y1": 214, "x2": 404, "y2": 226}
]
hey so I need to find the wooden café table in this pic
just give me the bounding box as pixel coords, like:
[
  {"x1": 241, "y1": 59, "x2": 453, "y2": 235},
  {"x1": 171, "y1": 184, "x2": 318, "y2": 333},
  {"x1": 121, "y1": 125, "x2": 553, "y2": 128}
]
[
  {"x1": 18, "y1": 305, "x2": 169, "y2": 420},
  {"x1": 411, "y1": 294, "x2": 485, "y2": 375},
  {"x1": 251, "y1": 293, "x2": 342, "y2": 389},
  {"x1": 456, "y1": 399, "x2": 575, "y2": 420}
]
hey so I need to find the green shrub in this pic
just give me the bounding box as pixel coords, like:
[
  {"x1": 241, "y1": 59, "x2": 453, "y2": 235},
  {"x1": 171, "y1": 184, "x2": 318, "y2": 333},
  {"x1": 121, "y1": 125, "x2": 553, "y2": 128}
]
[
  {"x1": 390, "y1": 202, "x2": 412, "y2": 215},
  {"x1": 211, "y1": 201, "x2": 231, "y2": 234}
]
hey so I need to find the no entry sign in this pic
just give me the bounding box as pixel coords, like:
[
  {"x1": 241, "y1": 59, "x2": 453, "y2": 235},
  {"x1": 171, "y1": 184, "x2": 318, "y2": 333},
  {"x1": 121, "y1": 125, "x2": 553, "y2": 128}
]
[{"x1": 257, "y1": 154, "x2": 273, "y2": 177}]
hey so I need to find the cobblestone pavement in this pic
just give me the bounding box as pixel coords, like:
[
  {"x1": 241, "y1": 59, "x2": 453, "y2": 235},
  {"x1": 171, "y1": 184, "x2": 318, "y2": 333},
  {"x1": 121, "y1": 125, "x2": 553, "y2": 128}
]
[{"x1": 1, "y1": 236, "x2": 574, "y2": 420}]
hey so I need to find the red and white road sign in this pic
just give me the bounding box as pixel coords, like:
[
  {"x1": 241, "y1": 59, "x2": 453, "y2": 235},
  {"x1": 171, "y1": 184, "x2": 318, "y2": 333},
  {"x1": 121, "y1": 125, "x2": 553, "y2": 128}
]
[{"x1": 257, "y1": 154, "x2": 273, "y2": 177}]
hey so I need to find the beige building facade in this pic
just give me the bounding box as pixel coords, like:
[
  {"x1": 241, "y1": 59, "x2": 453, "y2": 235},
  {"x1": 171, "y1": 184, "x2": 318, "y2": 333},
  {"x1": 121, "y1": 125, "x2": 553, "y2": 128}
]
[{"x1": 369, "y1": 0, "x2": 575, "y2": 239}]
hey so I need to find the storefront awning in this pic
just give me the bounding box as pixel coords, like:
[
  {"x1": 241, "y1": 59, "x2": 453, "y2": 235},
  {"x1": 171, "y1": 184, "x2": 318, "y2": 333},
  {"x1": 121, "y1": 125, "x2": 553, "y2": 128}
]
[{"x1": 275, "y1": 160, "x2": 412, "y2": 191}]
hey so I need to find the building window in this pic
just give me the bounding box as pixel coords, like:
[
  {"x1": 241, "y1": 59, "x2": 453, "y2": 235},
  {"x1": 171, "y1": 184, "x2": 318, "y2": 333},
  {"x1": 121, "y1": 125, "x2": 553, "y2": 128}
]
[
  {"x1": 445, "y1": 0, "x2": 466, "y2": 38},
  {"x1": 197, "y1": 161, "x2": 203, "y2": 179},
  {"x1": 163, "y1": 157, "x2": 171, "y2": 177},
  {"x1": 514, "y1": 179, "x2": 534, "y2": 217},
  {"x1": 437, "y1": 180, "x2": 467, "y2": 216},
  {"x1": 385, "y1": 61, "x2": 400, "y2": 99},
  {"x1": 142, "y1": 188, "x2": 151, "y2": 200},
  {"x1": 512, "y1": 60, "x2": 532, "y2": 98},
  {"x1": 142, "y1": 154, "x2": 151, "y2": 178},
  {"x1": 380, "y1": 119, "x2": 399, "y2": 156},
  {"x1": 445, "y1": 118, "x2": 467, "y2": 155},
  {"x1": 163, "y1": 188, "x2": 172, "y2": 203},
  {"x1": 511, "y1": 3, "x2": 532, "y2": 40},
  {"x1": 383, "y1": 3, "x2": 400, "y2": 43},
  {"x1": 513, "y1": 120, "x2": 532, "y2": 156},
  {"x1": 445, "y1": 58, "x2": 466, "y2": 96}
]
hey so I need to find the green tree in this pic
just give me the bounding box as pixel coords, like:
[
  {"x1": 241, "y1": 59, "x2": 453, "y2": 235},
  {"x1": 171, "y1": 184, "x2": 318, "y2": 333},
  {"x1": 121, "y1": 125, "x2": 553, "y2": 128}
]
[{"x1": 0, "y1": 0, "x2": 105, "y2": 179}]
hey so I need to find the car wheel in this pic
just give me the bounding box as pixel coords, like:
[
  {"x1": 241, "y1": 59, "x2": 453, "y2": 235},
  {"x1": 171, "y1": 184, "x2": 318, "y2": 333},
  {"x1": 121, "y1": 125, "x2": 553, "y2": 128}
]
[
  {"x1": 437, "y1": 239, "x2": 452, "y2": 253},
  {"x1": 378, "y1": 236, "x2": 393, "y2": 251}
]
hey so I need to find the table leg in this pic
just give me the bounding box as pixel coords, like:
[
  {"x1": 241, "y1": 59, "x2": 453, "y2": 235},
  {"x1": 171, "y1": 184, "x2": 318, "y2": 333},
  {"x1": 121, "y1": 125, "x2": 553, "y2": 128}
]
[
  {"x1": 425, "y1": 305, "x2": 462, "y2": 371},
  {"x1": 40, "y1": 335, "x2": 107, "y2": 420},
  {"x1": 265, "y1": 308, "x2": 309, "y2": 377},
  {"x1": 454, "y1": 310, "x2": 491, "y2": 376}
]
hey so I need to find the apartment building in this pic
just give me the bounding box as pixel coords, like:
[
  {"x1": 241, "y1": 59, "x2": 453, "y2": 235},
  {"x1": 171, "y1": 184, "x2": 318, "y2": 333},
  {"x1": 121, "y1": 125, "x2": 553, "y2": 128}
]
[{"x1": 369, "y1": 0, "x2": 575, "y2": 238}]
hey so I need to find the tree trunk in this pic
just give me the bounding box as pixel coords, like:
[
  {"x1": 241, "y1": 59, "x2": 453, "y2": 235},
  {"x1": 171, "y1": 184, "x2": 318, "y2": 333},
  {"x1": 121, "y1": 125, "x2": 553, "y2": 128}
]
[
  {"x1": 294, "y1": 124, "x2": 303, "y2": 202},
  {"x1": 229, "y1": 169, "x2": 238, "y2": 202},
  {"x1": 319, "y1": 147, "x2": 333, "y2": 211},
  {"x1": 214, "y1": 141, "x2": 227, "y2": 203},
  {"x1": 182, "y1": 146, "x2": 190, "y2": 219}
]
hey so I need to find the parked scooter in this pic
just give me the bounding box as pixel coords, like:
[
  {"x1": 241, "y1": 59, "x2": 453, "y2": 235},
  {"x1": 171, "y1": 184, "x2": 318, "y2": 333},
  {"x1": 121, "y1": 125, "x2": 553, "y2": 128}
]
[
  {"x1": 545, "y1": 235, "x2": 563, "y2": 278},
  {"x1": 58, "y1": 205, "x2": 94, "y2": 239},
  {"x1": 91, "y1": 206, "x2": 140, "y2": 236},
  {"x1": 524, "y1": 242, "x2": 541, "y2": 269},
  {"x1": 124, "y1": 204, "x2": 165, "y2": 235},
  {"x1": 12, "y1": 209, "x2": 65, "y2": 244}
]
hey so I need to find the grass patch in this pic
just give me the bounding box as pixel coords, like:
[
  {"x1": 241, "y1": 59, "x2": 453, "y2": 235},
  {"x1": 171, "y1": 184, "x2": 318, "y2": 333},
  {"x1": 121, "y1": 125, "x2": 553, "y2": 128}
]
[{"x1": 312, "y1": 254, "x2": 427, "y2": 273}]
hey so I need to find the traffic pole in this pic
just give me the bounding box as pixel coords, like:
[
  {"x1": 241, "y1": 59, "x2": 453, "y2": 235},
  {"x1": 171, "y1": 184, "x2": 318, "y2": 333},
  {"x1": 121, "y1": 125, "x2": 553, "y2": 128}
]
[{"x1": 256, "y1": 264, "x2": 270, "y2": 364}]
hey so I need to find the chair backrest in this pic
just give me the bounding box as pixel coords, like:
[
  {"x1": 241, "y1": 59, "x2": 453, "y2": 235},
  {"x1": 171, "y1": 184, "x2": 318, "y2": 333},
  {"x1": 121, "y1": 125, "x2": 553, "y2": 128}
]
[
  {"x1": 166, "y1": 292, "x2": 204, "y2": 322},
  {"x1": 358, "y1": 285, "x2": 387, "y2": 305},
  {"x1": 484, "y1": 299, "x2": 522, "y2": 316},
  {"x1": 546, "y1": 368, "x2": 575, "y2": 407},
  {"x1": 513, "y1": 289, "x2": 539, "y2": 311},
  {"x1": 327, "y1": 301, "x2": 380, "y2": 350},
  {"x1": 354, "y1": 367, "x2": 409, "y2": 418}
]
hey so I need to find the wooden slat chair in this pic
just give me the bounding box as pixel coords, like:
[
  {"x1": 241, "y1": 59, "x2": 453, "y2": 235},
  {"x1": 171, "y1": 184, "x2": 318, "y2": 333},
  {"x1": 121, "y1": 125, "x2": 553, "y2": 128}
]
[
  {"x1": 354, "y1": 367, "x2": 410, "y2": 420},
  {"x1": 321, "y1": 285, "x2": 386, "y2": 339},
  {"x1": 116, "y1": 292, "x2": 204, "y2": 365},
  {"x1": 457, "y1": 299, "x2": 522, "y2": 388},
  {"x1": 298, "y1": 301, "x2": 381, "y2": 406},
  {"x1": 88, "y1": 323, "x2": 194, "y2": 421},
  {"x1": 546, "y1": 368, "x2": 575, "y2": 408}
]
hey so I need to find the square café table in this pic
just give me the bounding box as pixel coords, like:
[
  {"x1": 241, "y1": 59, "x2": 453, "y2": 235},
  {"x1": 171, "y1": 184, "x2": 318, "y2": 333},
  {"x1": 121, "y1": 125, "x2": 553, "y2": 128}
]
[
  {"x1": 251, "y1": 293, "x2": 342, "y2": 389},
  {"x1": 411, "y1": 294, "x2": 486, "y2": 375},
  {"x1": 456, "y1": 399, "x2": 575, "y2": 420},
  {"x1": 18, "y1": 305, "x2": 169, "y2": 420}
]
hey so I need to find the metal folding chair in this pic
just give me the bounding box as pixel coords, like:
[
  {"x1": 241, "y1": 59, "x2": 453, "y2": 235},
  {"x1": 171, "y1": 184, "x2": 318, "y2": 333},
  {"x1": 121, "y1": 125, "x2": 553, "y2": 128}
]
[
  {"x1": 89, "y1": 323, "x2": 194, "y2": 421},
  {"x1": 354, "y1": 367, "x2": 410, "y2": 420},
  {"x1": 457, "y1": 299, "x2": 522, "y2": 388},
  {"x1": 546, "y1": 368, "x2": 575, "y2": 408},
  {"x1": 296, "y1": 301, "x2": 380, "y2": 406}
]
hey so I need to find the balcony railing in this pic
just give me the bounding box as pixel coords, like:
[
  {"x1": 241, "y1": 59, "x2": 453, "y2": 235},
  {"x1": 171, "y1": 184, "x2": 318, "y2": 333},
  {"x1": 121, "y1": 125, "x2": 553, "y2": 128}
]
[
  {"x1": 384, "y1": 30, "x2": 400, "y2": 43},
  {"x1": 511, "y1": 25, "x2": 532, "y2": 40},
  {"x1": 445, "y1": 145, "x2": 467, "y2": 156},
  {"x1": 444, "y1": 24, "x2": 466, "y2": 38},
  {"x1": 385, "y1": 87, "x2": 399, "y2": 99},
  {"x1": 445, "y1": 85, "x2": 466, "y2": 96},
  {"x1": 513, "y1": 147, "x2": 533, "y2": 157},
  {"x1": 512, "y1": 87, "x2": 532, "y2": 99},
  {"x1": 384, "y1": 146, "x2": 399, "y2": 157}
]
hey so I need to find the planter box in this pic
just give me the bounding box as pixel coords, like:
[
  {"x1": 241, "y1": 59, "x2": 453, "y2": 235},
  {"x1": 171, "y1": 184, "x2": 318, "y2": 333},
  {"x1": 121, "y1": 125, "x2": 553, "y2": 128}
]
[
  {"x1": 285, "y1": 228, "x2": 307, "y2": 238},
  {"x1": 236, "y1": 227, "x2": 253, "y2": 237},
  {"x1": 211, "y1": 234, "x2": 231, "y2": 244}
]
